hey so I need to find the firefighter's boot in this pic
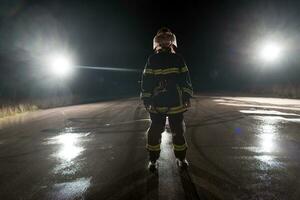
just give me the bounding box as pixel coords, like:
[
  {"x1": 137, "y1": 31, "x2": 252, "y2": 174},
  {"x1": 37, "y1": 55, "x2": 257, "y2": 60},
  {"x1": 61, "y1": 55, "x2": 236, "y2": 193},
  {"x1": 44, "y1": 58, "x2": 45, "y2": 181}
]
[
  {"x1": 148, "y1": 161, "x2": 158, "y2": 172},
  {"x1": 176, "y1": 158, "x2": 189, "y2": 169}
]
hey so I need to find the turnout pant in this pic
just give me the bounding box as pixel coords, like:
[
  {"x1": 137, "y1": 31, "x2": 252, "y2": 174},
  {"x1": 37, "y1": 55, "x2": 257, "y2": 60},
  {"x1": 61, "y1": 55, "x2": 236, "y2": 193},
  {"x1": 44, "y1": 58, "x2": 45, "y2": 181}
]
[{"x1": 146, "y1": 113, "x2": 187, "y2": 162}]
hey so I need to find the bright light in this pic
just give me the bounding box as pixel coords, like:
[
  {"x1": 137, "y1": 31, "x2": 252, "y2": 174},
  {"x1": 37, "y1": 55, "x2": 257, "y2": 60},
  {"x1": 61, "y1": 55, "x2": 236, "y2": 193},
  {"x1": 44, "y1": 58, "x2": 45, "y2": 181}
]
[
  {"x1": 259, "y1": 41, "x2": 282, "y2": 63},
  {"x1": 49, "y1": 54, "x2": 73, "y2": 77}
]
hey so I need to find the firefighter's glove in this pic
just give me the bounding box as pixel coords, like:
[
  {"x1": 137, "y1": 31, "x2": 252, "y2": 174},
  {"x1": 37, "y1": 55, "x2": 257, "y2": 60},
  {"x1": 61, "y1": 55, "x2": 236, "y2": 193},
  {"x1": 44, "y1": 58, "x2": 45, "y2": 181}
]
[
  {"x1": 183, "y1": 94, "x2": 191, "y2": 108},
  {"x1": 143, "y1": 98, "x2": 152, "y2": 110}
]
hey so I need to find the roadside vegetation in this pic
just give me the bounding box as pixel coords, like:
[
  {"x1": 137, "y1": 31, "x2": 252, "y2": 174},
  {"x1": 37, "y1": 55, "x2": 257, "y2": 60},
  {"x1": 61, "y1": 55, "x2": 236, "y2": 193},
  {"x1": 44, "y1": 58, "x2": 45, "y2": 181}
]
[
  {"x1": 0, "y1": 94, "x2": 72, "y2": 119},
  {"x1": 249, "y1": 84, "x2": 300, "y2": 99},
  {"x1": 0, "y1": 103, "x2": 38, "y2": 118},
  {"x1": 0, "y1": 93, "x2": 132, "y2": 119}
]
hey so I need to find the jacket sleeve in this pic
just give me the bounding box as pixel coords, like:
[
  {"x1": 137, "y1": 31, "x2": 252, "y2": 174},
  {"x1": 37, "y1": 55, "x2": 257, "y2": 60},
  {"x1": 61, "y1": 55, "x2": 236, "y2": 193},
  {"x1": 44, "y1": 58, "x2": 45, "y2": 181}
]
[
  {"x1": 179, "y1": 57, "x2": 193, "y2": 98},
  {"x1": 140, "y1": 58, "x2": 155, "y2": 101}
]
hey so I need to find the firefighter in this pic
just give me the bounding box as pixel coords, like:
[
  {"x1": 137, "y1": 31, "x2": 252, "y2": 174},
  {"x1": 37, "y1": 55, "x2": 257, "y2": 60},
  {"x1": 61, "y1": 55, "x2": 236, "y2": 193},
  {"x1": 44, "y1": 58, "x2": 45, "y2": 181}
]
[{"x1": 140, "y1": 27, "x2": 193, "y2": 171}]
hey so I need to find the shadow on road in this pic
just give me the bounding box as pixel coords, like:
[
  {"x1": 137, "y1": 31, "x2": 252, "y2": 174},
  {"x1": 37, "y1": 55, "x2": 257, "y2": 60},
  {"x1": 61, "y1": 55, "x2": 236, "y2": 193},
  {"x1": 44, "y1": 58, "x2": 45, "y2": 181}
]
[
  {"x1": 84, "y1": 168, "x2": 159, "y2": 200},
  {"x1": 146, "y1": 173, "x2": 159, "y2": 200},
  {"x1": 179, "y1": 169, "x2": 203, "y2": 200}
]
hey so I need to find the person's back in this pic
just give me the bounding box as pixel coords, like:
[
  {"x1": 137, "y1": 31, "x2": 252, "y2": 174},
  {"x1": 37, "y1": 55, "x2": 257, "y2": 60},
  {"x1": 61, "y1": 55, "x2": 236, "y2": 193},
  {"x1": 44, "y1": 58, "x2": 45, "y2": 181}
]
[
  {"x1": 140, "y1": 27, "x2": 193, "y2": 171},
  {"x1": 144, "y1": 51, "x2": 190, "y2": 111}
]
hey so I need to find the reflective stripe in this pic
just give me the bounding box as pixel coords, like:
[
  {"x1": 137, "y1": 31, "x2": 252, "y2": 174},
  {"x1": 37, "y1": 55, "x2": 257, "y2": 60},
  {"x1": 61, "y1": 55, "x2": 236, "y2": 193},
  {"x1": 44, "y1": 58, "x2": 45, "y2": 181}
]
[
  {"x1": 167, "y1": 109, "x2": 186, "y2": 114},
  {"x1": 176, "y1": 85, "x2": 183, "y2": 106},
  {"x1": 146, "y1": 144, "x2": 161, "y2": 151},
  {"x1": 167, "y1": 106, "x2": 187, "y2": 114},
  {"x1": 181, "y1": 66, "x2": 188, "y2": 73},
  {"x1": 173, "y1": 143, "x2": 188, "y2": 151},
  {"x1": 144, "y1": 67, "x2": 186, "y2": 75},
  {"x1": 140, "y1": 92, "x2": 152, "y2": 98},
  {"x1": 148, "y1": 105, "x2": 187, "y2": 115},
  {"x1": 182, "y1": 87, "x2": 193, "y2": 96}
]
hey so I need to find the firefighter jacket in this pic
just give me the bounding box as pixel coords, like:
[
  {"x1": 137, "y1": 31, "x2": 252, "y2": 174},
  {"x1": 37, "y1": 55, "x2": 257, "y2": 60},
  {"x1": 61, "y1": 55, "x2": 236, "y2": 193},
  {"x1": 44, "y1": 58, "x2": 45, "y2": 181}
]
[{"x1": 140, "y1": 51, "x2": 193, "y2": 115}]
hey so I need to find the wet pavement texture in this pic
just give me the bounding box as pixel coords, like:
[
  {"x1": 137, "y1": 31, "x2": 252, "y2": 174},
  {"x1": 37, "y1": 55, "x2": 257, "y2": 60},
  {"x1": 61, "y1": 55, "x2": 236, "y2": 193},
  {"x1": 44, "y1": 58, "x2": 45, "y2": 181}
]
[{"x1": 0, "y1": 96, "x2": 300, "y2": 200}]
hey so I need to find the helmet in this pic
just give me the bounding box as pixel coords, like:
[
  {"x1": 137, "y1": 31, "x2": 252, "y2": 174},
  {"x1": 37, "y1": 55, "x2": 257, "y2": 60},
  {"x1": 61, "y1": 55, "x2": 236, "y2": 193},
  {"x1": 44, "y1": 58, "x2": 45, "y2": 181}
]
[{"x1": 153, "y1": 27, "x2": 177, "y2": 52}]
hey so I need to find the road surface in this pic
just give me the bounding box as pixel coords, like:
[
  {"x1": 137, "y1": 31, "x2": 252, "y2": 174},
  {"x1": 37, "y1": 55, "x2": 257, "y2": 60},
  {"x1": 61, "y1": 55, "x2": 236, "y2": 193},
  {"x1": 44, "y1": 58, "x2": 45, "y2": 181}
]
[{"x1": 1, "y1": 96, "x2": 300, "y2": 200}]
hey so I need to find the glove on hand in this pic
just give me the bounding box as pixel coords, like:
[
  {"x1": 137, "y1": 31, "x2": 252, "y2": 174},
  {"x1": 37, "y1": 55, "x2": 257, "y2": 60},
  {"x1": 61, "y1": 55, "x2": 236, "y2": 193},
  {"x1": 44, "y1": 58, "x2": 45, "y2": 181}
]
[
  {"x1": 143, "y1": 98, "x2": 152, "y2": 109},
  {"x1": 183, "y1": 93, "x2": 191, "y2": 108}
]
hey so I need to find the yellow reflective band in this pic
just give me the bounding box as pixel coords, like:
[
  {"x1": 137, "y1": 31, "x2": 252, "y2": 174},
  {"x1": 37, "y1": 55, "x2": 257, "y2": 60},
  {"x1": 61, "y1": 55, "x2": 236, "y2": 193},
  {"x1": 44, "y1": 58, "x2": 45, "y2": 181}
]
[
  {"x1": 148, "y1": 105, "x2": 187, "y2": 115},
  {"x1": 182, "y1": 87, "x2": 193, "y2": 96},
  {"x1": 177, "y1": 85, "x2": 183, "y2": 106},
  {"x1": 156, "y1": 105, "x2": 184, "y2": 112},
  {"x1": 140, "y1": 92, "x2": 152, "y2": 98},
  {"x1": 173, "y1": 143, "x2": 188, "y2": 151},
  {"x1": 144, "y1": 67, "x2": 186, "y2": 75},
  {"x1": 143, "y1": 68, "x2": 154, "y2": 74},
  {"x1": 152, "y1": 68, "x2": 179, "y2": 75},
  {"x1": 146, "y1": 144, "x2": 161, "y2": 151},
  {"x1": 168, "y1": 106, "x2": 187, "y2": 113},
  {"x1": 181, "y1": 66, "x2": 188, "y2": 73},
  {"x1": 167, "y1": 108, "x2": 187, "y2": 114}
]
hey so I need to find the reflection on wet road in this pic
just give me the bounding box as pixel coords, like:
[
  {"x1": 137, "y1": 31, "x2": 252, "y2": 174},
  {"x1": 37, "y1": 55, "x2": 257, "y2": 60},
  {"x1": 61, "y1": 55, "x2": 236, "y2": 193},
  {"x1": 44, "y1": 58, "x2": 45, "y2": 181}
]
[
  {"x1": 0, "y1": 96, "x2": 300, "y2": 199},
  {"x1": 44, "y1": 128, "x2": 91, "y2": 177},
  {"x1": 158, "y1": 118, "x2": 186, "y2": 199},
  {"x1": 42, "y1": 127, "x2": 93, "y2": 199},
  {"x1": 255, "y1": 115, "x2": 279, "y2": 154},
  {"x1": 49, "y1": 177, "x2": 92, "y2": 200},
  {"x1": 46, "y1": 131, "x2": 86, "y2": 161},
  {"x1": 211, "y1": 97, "x2": 300, "y2": 199}
]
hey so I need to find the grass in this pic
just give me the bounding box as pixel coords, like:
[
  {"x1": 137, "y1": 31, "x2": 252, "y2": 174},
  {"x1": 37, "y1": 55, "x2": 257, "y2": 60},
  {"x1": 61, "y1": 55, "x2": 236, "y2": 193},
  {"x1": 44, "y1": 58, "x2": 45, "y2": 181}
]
[
  {"x1": 0, "y1": 94, "x2": 127, "y2": 119},
  {"x1": 0, "y1": 104, "x2": 39, "y2": 118}
]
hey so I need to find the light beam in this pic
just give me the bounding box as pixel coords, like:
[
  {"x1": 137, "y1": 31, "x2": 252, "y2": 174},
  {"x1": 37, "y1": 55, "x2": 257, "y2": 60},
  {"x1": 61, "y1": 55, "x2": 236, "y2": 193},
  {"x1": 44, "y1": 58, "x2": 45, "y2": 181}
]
[{"x1": 76, "y1": 65, "x2": 140, "y2": 72}]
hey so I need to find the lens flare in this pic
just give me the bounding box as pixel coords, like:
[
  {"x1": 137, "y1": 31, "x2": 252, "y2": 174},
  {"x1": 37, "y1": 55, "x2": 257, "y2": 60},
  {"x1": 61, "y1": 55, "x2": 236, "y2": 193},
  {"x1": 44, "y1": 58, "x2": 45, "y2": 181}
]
[
  {"x1": 49, "y1": 54, "x2": 73, "y2": 77},
  {"x1": 259, "y1": 41, "x2": 282, "y2": 63}
]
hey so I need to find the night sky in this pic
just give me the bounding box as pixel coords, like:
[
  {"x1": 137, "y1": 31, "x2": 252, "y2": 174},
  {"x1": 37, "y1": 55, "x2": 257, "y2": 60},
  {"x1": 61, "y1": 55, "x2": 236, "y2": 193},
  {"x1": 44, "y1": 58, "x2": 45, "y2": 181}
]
[{"x1": 1, "y1": 0, "x2": 300, "y2": 103}]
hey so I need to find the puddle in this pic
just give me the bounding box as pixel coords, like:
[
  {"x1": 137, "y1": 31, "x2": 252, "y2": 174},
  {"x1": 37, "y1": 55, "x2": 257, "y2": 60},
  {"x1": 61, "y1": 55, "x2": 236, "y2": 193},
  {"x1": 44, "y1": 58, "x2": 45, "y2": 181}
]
[
  {"x1": 45, "y1": 133, "x2": 89, "y2": 161},
  {"x1": 214, "y1": 97, "x2": 300, "y2": 111},
  {"x1": 259, "y1": 133, "x2": 276, "y2": 153},
  {"x1": 239, "y1": 108, "x2": 300, "y2": 123},
  {"x1": 237, "y1": 109, "x2": 300, "y2": 156},
  {"x1": 53, "y1": 134, "x2": 84, "y2": 161},
  {"x1": 53, "y1": 161, "x2": 83, "y2": 176},
  {"x1": 254, "y1": 115, "x2": 280, "y2": 153},
  {"x1": 255, "y1": 155, "x2": 284, "y2": 170},
  {"x1": 234, "y1": 110, "x2": 289, "y2": 168},
  {"x1": 49, "y1": 177, "x2": 92, "y2": 200},
  {"x1": 44, "y1": 127, "x2": 91, "y2": 175},
  {"x1": 239, "y1": 109, "x2": 300, "y2": 116},
  {"x1": 220, "y1": 97, "x2": 300, "y2": 106},
  {"x1": 255, "y1": 115, "x2": 300, "y2": 123},
  {"x1": 219, "y1": 103, "x2": 300, "y2": 111},
  {"x1": 237, "y1": 155, "x2": 284, "y2": 170},
  {"x1": 43, "y1": 129, "x2": 92, "y2": 199}
]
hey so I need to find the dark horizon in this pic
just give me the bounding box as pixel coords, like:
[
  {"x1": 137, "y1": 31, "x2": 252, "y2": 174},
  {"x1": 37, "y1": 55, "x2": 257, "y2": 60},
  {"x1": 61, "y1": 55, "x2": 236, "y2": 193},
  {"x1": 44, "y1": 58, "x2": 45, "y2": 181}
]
[{"x1": 1, "y1": 0, "x2": 300, "y2": 103}]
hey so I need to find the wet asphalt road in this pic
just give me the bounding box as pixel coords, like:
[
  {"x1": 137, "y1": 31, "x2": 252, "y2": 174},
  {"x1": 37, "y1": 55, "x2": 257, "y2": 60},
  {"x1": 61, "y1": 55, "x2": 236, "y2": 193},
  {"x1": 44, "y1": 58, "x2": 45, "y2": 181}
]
[{"x1": 1, "y1": 96, "x2": 300, "y2": 200}]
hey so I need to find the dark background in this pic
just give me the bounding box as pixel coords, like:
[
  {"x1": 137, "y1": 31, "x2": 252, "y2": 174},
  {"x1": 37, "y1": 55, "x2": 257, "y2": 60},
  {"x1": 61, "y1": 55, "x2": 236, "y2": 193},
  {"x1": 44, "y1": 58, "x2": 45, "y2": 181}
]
[{"x1": 1, "y1": 0, "x2": 300, "y2": 104}]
